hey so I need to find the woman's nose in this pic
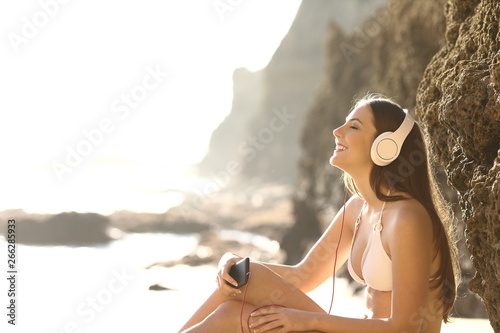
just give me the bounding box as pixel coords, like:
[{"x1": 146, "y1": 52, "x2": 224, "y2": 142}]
[{"x1": 333, "y1": 126, "x2": 342, "y2": 138}]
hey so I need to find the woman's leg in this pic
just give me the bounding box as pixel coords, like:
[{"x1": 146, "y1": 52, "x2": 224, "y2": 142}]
[
  {"x1": 178, "y1": 262, "x2": 326, "y2": 332},
  {"x1": 181, "y1": 300, "x2": 257, "y2": 333},
  {"x1": 182, "y1": 301, "x2": 325, "y2": 333}
]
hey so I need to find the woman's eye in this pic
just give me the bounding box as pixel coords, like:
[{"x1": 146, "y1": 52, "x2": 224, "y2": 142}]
[{"x1": 350, "y1": 126, "x2": 358, "y2": 130}]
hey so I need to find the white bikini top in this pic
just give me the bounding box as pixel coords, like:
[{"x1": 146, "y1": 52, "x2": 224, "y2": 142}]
[{"x1": 347, "y1": 201, "x2": 393, "y2": 292}]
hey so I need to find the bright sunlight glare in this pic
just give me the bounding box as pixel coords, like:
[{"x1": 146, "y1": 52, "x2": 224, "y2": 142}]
[{"x1": 0, "y1": 0, "x2": 302, "y2": 213}]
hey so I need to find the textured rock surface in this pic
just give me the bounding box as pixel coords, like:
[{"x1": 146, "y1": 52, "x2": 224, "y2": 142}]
[{"x1": 416, "y1": 0, "x2": 500, "y2": 329}]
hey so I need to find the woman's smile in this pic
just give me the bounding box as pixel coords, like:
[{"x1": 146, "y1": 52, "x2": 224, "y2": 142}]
[{"x1": 335, "y1": 142, "x2": 348, "y2": 152}]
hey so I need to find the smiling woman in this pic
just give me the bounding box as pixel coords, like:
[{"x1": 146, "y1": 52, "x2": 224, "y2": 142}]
[{"x1": 178, "y1": 94, "x2": 459, "y2": 333}]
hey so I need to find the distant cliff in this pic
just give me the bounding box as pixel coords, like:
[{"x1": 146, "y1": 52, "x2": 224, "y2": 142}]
[
  {"x1": 198, "y1": 0, "x2": 387, "y2": 182},
  {"x1": 416, "y1": 0, "x2": 500, "y2": 329},
  {"x1": 197, "y1": 68, "x2": 262, "y2": 175}
]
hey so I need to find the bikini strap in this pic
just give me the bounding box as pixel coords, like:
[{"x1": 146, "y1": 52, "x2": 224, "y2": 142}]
[
  {"x1": 373, "y1": 189, "x2": 390, "y2": 232},
  {"x1": 355, "y1": 201, "x2": 366, "y2": 230},
  {"x1": 373, "y1": 202, "x2": 386, "y2": 232}
]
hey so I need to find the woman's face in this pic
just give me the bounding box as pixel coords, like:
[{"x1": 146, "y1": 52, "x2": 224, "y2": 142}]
[{"x1": 329, "y1": 104, "x2": 377, "y2": 172}]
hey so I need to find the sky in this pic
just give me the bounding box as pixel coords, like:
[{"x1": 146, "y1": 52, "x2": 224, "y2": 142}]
[{"x1": 0, "y1": 0, "x2": 303, "y2": 214}]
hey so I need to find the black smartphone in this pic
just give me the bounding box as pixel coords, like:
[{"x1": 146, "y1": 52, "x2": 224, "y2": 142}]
[{"x1": 227, "y1": 257, "x2": 250, "y2": 289}]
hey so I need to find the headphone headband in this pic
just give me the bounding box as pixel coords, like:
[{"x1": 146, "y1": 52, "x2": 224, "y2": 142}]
[{"x1": 391, "y1": 109, "x2": 415, "y2": 143}]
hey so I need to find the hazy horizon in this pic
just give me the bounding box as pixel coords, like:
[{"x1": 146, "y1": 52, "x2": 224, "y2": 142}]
[{"x1": 0, "y1": 0, "x2": 302, "y2": 214}]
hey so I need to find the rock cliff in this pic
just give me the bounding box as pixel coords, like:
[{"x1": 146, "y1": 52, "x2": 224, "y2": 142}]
[
  {"x1": 199, "y1": 0, "x2": 387, "y2": 182},
  {"x1": 197, "y1": 67, "x2": 262, "y2": 175},
  {"x1": 416, "y1": 0, "x2": 500, "y2": 329}
]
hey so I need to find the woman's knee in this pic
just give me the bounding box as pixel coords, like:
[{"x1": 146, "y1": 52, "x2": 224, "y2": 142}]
[
  {"x1": 246, "y1": 262, "x2": 324, "y2": 313},
  {"x1": 215, "y1": 300, "x2": 242, "y2": 316},
  {"x1": 210, "y1": 300, "x2": 250, "y2": 332}
]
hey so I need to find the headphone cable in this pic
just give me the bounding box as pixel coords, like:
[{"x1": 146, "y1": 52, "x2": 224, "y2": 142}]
[{"x1": 328, "y1": 188, "x2": 348, "y2": 314}]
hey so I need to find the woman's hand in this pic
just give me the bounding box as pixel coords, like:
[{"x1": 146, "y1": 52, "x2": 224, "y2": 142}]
[
  {"x1": 216, "y1": 252, "x2": 244, "y2": 297},
  {"x1": 249, "y1": 306, "x2": 317, "y2": 333}
]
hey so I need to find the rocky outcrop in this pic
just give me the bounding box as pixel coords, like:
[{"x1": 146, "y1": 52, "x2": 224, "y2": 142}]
[
  {"x1": 10, "y1": 212, "x2": 112, "y2": 245},
  {"x1": 109, "y1": 209, "x2": 212, "y2": 234},
  {"x1": 416, "y1": 0, "x2": 500, "y2": 329},
  {"x1": 108, "y1": 182, "x2": 295, "y2": 239}
]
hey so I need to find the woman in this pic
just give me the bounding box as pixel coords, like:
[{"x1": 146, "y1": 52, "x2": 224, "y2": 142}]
[{"x1": 179, "y1": 95, "x2": 459, "y2": 333}]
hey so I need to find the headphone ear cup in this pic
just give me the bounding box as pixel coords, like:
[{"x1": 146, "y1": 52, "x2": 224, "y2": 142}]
[{"x1": 371, "y1": 132, "x2": 400, "y2": 166}]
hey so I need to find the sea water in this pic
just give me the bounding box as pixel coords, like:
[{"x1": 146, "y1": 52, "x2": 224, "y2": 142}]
[
  {"x1": 0, "y1": 231, "x2": 365, "y2": 333},
  {"x1": 0, "y1": 232, "x2": 210, "y2": 333}
]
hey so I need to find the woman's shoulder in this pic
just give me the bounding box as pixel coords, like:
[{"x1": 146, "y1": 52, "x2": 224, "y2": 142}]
[
  {"x1": 346, "y1": 194, "x2": 365, "y2": 214},
  {"x1": 391, "y1": 196, "x2": 430, "y2": 218},
  {"x1": 348, "y1": 193, "x2": 365, "y2": 206},
  {"x1": 384, "y1": 197, "x2": 435, "y2": 261},
  {"x1": 343, "y1": 194, "x2": 365, "y2": 226},
  {"x1": 385, "y1": 197, "x2": 433, "y2": 235}
]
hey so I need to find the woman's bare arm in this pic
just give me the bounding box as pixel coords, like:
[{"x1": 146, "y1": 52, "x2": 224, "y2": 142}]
[{"x1": 260, "y1": 195, "x2": 364, "y2": 293}]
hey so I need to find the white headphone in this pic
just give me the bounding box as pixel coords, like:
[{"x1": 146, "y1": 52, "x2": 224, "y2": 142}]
[{"x1": 370, "y1": 109, "x2": 415, "y2": 166}]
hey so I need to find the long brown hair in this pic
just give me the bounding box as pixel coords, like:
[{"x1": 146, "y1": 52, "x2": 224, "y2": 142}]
[{"x1": 344, "y1": 94, "x2": 459, "y2": 323}]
